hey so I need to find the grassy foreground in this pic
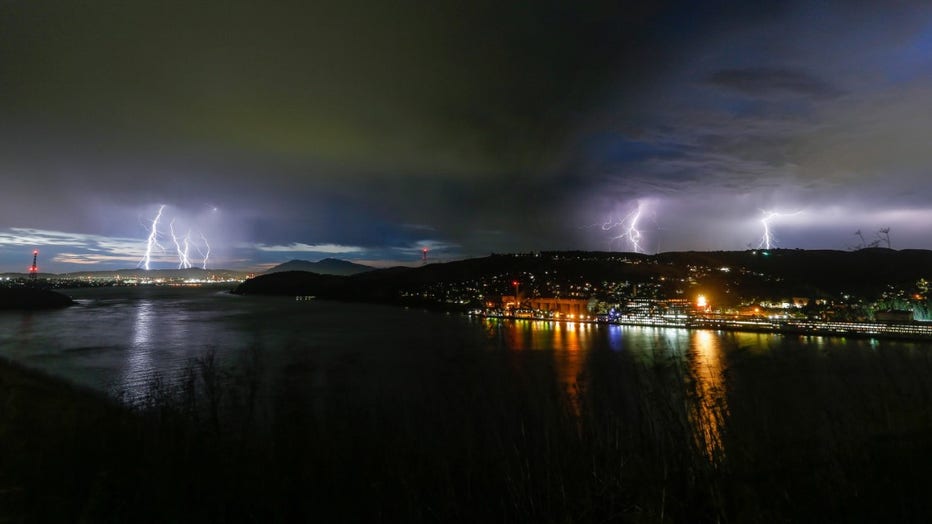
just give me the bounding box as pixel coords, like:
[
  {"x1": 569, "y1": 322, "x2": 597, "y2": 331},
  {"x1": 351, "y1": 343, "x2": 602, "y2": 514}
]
[{"x1": 2, "y1": 339, "x2": 932, "y2": 522}]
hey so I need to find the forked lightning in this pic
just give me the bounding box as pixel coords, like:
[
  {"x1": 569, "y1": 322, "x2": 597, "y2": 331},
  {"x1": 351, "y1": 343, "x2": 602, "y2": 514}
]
[
  {"x1": 602, "y1": 202, "x2": 645, "y2": 253},
  {"x1": 139, "y1": 205, "x2": 212, "y2": 270}
]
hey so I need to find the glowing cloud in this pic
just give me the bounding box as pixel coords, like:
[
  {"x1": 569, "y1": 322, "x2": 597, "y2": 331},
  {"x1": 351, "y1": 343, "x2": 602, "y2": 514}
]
[{"x1": 255, "y1": 243, "x2": 365, "y2": 254}]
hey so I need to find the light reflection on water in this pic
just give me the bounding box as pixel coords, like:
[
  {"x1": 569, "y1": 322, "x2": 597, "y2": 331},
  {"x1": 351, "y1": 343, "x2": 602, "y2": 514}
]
[
  {"x1": 551, "y1": 321, "x2": 587, "y2": 414},
  {"x1": 486, "y1": 318, "x2": 731, "y2": 446},
  {"x1": 126, "y1": 300, "x2": 155, "y2": 394},
  {"x1": 489, "y1": 318, "x2": 588, "y2": 386},
  {"x1": 690, "y1": 330, "x2": 728, "y2": 461},
  {"x1": 485, "y1": 319, "x2": 736, "y2": 452},
  {"x1": 0, "y1": 288, "x2": 265, "y2": 393}
]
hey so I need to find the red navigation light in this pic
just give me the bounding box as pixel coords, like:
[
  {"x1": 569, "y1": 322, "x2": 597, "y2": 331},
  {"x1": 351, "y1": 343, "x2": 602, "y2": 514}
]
[
  {"x1": 33, "y1": 250, "x2": 38, "y2": 255},
  {"x1": 512, "y1": 281, "x2": 518, "y2": 286}
]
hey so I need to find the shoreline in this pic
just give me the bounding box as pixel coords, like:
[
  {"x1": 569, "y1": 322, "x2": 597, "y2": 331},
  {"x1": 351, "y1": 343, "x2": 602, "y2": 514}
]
[
  {"x1": 475, "y1": 312, "x2": 932, "y2": 342},
  {"x1": 0, "y1": 287, "x2": 75, "y2": 310}
]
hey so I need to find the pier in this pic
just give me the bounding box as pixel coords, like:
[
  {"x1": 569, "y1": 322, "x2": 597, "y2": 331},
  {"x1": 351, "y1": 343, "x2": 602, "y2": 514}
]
[{"x1": 475, "y1": 310, "x2": 932, "y2": 341}]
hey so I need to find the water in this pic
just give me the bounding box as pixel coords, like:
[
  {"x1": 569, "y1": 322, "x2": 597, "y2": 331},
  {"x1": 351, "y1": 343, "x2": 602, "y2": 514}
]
[
  {"x1": 0, "y1": 287, "x2": 699, "y2": 391},
  {"x1": 0, "y1": 286, "x2": 483, "y2": 392},
  {"x1": 0, "y1": 286, "x2": 927, "y2": 395},
  {"x1": 5, "y1": 286, "x2": 932, "y2": 519},
  {"x1": 2, "y1": 287, "x2": 930, "y2": 443}
]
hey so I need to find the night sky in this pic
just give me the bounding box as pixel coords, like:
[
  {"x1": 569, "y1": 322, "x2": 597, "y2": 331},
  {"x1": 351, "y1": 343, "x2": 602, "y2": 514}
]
[{"x1": 2, "y1": 1, "x2": 932, "y2": 272}]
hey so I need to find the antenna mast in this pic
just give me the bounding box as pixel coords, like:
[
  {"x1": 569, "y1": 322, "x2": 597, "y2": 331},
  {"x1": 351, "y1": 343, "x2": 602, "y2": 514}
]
[{"x1": 29, "y1": 249, "x2": 38, "y2": 283}]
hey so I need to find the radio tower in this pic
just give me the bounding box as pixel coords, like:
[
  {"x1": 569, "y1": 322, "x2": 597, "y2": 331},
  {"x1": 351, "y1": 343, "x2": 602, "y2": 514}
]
[
  {"x1": 29, "y1": 249, "x2": 38, "y2": 283},
  {"x1": 421, "y1": 247, "x2": 429, "y2": 265}
]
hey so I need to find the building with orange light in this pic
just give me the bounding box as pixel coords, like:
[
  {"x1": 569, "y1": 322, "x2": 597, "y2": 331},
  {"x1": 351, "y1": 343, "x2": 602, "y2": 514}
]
[{"x1": 501, "y1": 296, "x2": 590, "y2": 317}]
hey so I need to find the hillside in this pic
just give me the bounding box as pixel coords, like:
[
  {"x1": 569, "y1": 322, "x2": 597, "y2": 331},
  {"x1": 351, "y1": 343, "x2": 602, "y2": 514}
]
[
  {"x1": 0, "y1": 287, "x2": 75, "y2": 310},
  {"x1": 233, "y1": 249, "x2": 932, "y2": 307}
]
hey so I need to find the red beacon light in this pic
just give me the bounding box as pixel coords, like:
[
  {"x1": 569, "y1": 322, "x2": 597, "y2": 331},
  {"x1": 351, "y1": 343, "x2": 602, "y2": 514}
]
[{"x1": 28, "y1": 249, "x2": 39, "y2": 281}]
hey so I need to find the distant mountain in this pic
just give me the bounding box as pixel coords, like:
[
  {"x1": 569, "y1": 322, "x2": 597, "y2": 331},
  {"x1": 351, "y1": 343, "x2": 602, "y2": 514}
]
[{"x1": 263, "y1": 258, "x2": 373, "y2": 276}]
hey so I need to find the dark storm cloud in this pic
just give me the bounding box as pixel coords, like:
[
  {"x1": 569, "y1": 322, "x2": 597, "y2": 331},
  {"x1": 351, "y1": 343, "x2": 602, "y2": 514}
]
[
  {"x1": 2, "y1": 0, "x2": 932, "y2": 270},
  {"x1": 576, "y1": 2, "x2": 932, "y2": 252},
  {"x1": 0, "y1": 0, "x2": 665, "y2": 176},
  {"x1": 0, "y1": 0, "x2": 685, "y2": 269},
  {"x1": 706, "y1": 68, "x2": 843, "y2": 99}
]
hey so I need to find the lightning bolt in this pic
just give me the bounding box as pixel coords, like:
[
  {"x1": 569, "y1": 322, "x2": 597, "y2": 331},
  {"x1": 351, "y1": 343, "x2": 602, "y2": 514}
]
[
  {"x1": 138, "y1": 205, "x2": 166, "y2": 270},
  {"x1": 759, "y1": 211, "x2": 777, "y2": 250},
  {"x1": 169, "y1": 219, "x2": 194, "y2": 269},
  {"x1": 183, "y1": 230, "x2": 193, "y2": 269},
  {"x1": 603, "y1": 202, "x2": 645, "y2": 253},
  {"x1": 198, "y1": 234, "x2": 210, "y2": 270},
  {"x1": 139, "y1": 204, "x2": 216, "y2": 271},
  {"x1": 758, "y1": 210, "x2": 801, "y2": 250}
]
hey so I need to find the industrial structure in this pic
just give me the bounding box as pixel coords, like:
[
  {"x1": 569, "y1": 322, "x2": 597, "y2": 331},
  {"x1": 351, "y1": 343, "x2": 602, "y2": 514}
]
[
  {"x1": 501, "y1": 295, "x2": 591, "y2": 319},
  {"x1": 28, "y1": 249, "x2": 38, "y2": 283}
]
